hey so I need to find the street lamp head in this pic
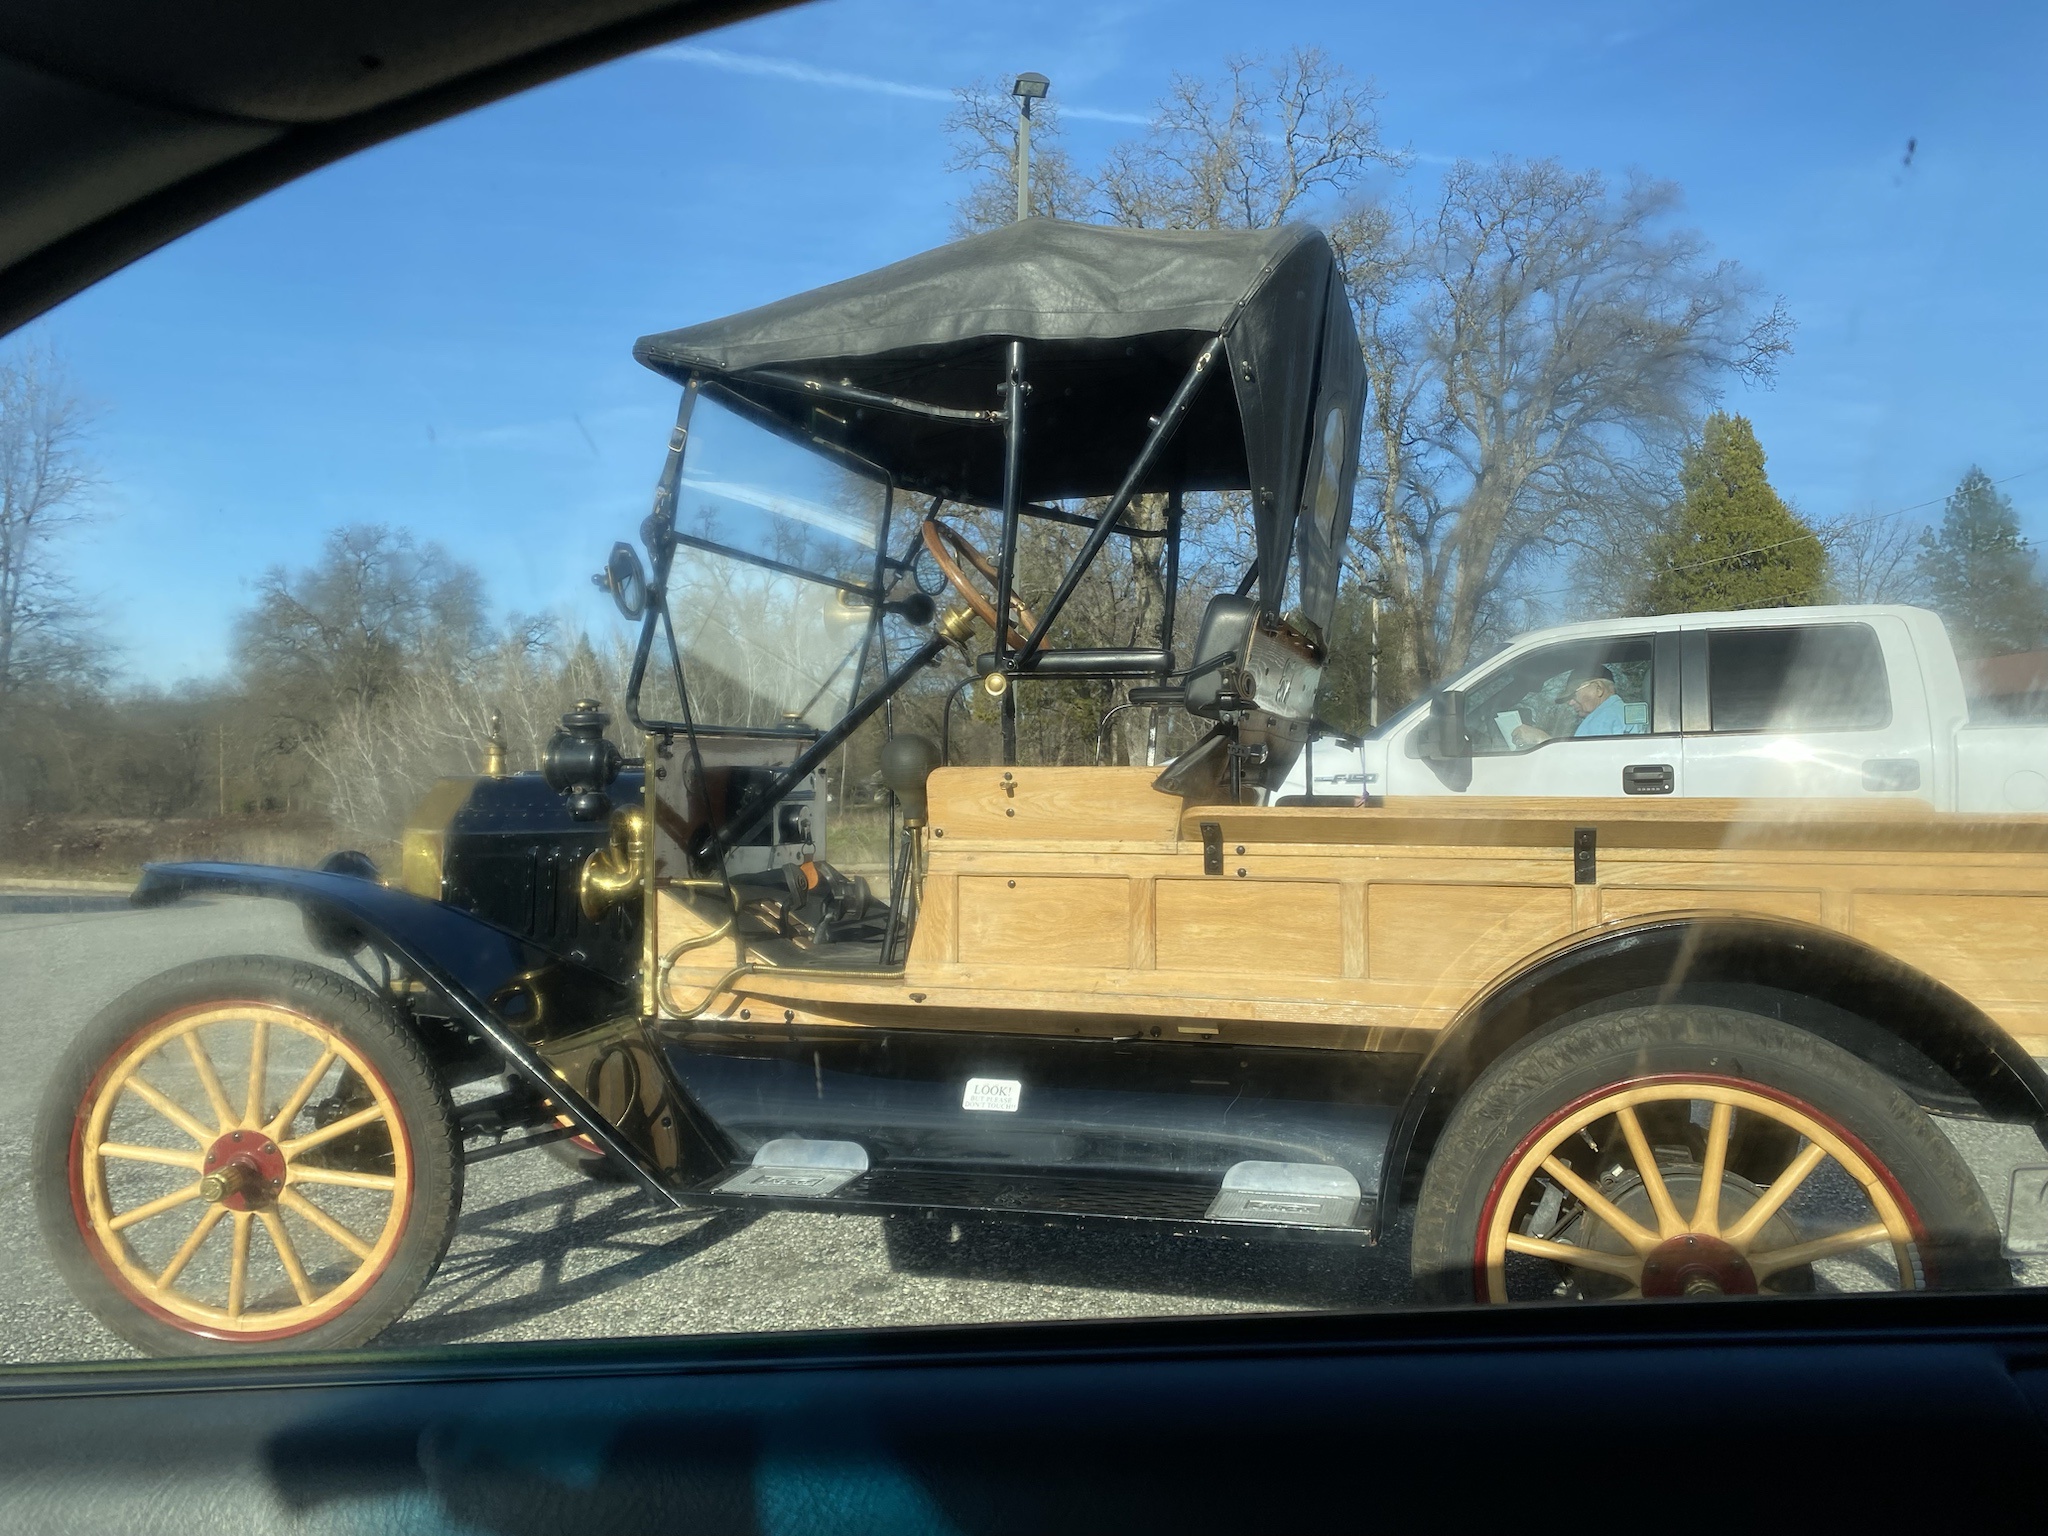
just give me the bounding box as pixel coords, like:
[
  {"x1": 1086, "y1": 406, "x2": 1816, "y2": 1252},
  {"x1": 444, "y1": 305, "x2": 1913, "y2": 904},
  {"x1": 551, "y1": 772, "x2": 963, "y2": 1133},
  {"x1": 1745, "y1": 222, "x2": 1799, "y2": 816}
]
[{"x1": 1012, "y1": 72, "x2": 1050, "y2": 101}]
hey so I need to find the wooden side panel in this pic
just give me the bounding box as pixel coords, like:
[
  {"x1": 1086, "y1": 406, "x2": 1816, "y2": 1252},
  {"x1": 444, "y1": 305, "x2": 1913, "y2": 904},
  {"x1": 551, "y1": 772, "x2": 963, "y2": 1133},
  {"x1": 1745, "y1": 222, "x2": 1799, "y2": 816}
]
[
  {"x1": 1129, "y1": 877, "x2": 1157, "y2": 970},
  {"x1": 1600, "y1": 887, "x2": 1824, "y2": 927},
  {"x1": 929, "y1": 765, "x2": 1183, "y2": 843},
  {"x1": 957, "y1": 876, "x2": 1132, "y2": 968},
  {"x1": 1368, "y1": 884, "x2": 1572, "y2": 985},
  {"x1": 906, "y1": 872, "x2": 958, "y2": 967},
  {"x1": 1340, "y1": 884, "x2": 1368, "y2": 978},
  {"x1": 1154, "y1": 881, "x2": 1344, "y2": 977},
  {"x1": 1854, "y1": 892, "x2": 2048, "y2": 994}
]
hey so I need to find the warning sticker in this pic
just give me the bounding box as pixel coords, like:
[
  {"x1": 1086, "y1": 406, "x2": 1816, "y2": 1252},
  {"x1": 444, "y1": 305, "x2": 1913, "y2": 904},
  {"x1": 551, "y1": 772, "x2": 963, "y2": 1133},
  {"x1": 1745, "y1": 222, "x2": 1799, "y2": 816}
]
[{"x1": 963, "y1": 1077, "x2": 1022, "y2": 1113}]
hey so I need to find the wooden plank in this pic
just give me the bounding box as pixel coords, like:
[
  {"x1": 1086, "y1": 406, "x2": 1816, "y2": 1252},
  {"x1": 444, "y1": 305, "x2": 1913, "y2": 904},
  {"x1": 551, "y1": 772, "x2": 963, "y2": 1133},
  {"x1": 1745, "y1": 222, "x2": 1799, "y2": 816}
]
[
  {"x1": 906, "y1": 872, "x2": 959, "y2": 967},
  {"x1": 1185, "y1": 797, "x2": 2048, "y2": 857},
  {"x1": 1368, "y1": 883, "x2": 1573, "y2": 985},
  {"x1": 1599, "y1": 887, "x2": 1824, "y2": 927},
  {"x1": 929, "y1": 765, "x2": 1182, "y2": 844},
  {"x1": 1129, "y1": 877, "x2": 1156, "y2": 971},
  {"x1": 1854, "y1": 892, "x2": 2048, "y2": 993},
  {"x1": 956, "y1": 875, "x2": 1131, "y2": 968},
  {"x1": 1153, "y1": 880, "x2": 1344, "y2": 977},
  {"x1": 1571, "y1": 885, "x2": 1600, "y2": 930},
  {"x1": 1340, "y1": 884, "x2": 1368, "y2": 979}
]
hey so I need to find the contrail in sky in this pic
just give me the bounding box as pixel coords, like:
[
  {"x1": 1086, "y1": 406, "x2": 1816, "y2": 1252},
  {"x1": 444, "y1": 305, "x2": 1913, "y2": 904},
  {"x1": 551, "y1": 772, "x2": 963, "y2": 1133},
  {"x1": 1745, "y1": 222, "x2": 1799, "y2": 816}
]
[{"x1": 656, "y1": 45, "x2": 1151, "y2": 124}]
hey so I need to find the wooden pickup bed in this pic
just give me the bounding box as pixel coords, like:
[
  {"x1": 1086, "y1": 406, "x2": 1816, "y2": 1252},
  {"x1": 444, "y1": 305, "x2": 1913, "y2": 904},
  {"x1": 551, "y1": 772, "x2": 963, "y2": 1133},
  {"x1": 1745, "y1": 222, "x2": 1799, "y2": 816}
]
[{"x1": 655, "y1": 767, "x2": 2048, "y2": 1056}]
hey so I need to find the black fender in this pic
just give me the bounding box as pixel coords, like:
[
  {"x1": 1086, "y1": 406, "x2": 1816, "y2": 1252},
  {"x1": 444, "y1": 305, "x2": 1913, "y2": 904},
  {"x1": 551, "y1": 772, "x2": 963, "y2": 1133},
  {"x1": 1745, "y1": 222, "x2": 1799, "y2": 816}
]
[
  {"x1": 1377, "y1": 913, "x2": 2048, "y2": 1217},
  {"x1": 132, "y1": 861, "x2": 731, "y2": 1205}
]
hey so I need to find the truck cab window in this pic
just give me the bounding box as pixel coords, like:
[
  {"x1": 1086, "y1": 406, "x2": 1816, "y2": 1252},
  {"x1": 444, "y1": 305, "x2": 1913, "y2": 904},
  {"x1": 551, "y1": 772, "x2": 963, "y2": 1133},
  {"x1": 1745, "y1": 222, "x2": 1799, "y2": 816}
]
[
  {"x1": 1462, "y1": 637, "x2": 1656, "y2": 754},
  {"x1": 1707, "y1": 625, "x2": 1890, "y2": 733}
]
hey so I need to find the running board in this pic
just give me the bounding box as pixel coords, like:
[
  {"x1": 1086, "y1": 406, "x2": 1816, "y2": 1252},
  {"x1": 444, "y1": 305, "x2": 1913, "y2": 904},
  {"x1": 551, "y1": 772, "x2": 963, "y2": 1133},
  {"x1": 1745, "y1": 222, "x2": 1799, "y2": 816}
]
[
  {"x1": 1205, "y1": 1161, "x2": 1362, "y2": 1229},
  {"x1": 693, "y1": 1155, "x2": 1374, "y2": 1242},
  {"x1": 715, "y1": 1137, "x2": 869, "y2": 1197}
]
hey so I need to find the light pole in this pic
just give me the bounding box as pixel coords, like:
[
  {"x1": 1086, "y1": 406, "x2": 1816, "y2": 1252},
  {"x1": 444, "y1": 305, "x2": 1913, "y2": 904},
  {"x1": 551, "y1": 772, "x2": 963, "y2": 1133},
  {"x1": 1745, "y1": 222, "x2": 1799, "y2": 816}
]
[{"x1": 1012, "y1": 72, "x2": 1049, "y2": 221}]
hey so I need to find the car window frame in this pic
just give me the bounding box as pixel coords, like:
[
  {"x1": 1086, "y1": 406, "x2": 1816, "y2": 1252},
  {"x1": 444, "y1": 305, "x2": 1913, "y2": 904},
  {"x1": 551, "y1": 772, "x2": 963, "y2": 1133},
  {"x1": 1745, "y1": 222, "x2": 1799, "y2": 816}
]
[{"x1": 1695, "y1": 620, "x2": 1895, "y2": 737}]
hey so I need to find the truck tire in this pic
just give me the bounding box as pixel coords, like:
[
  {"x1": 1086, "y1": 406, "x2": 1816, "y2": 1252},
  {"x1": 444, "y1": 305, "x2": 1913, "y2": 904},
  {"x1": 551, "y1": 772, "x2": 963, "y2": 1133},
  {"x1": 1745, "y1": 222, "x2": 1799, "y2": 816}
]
[
  {"x1": 1411, "y1": 1005, "x2": 2010, "y2": 1304},
  {"x1": 35, "y1": 956, "x2": 463, "y2": 1355}
]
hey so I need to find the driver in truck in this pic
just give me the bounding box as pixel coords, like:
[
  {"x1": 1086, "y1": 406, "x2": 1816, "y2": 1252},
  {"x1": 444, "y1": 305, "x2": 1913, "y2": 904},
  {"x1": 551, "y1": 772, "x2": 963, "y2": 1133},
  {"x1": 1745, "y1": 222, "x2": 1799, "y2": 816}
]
[{"x1": 1512, "y1": 669, "x2": 1645, "y2": 746}]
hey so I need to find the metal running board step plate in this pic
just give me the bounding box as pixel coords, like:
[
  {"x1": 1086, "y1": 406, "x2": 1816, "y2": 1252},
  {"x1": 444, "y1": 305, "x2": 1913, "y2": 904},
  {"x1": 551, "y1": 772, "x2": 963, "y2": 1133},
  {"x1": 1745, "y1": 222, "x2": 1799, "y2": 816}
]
[
  {"x1": 1205, "y1": 1161, "x2": 1362, "y2": 1229},
  {"x1": 715, "y1": 1137, "x2": 869, "y2": 1198},
  {"x1": 848, "y1": 1168, "x2": 1218, "y2": 1222},
  {"x1": 700, "y1": 1158, "x2": 1373, "y2": 1240}
]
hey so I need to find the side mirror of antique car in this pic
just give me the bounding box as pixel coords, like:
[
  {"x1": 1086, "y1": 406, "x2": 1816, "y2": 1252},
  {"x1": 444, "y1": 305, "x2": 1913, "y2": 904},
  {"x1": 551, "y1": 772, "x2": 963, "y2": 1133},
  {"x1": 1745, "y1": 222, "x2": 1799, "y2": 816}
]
[
  {"x1": 1424, "y1": 689, "x2": 1471, "y2": 762},
  {"x1": 542, "y1": 698, "x2": 624, "y2": 820},
  {"x1": 593, "y1": 541, "x2": 649, "y2": 621}
]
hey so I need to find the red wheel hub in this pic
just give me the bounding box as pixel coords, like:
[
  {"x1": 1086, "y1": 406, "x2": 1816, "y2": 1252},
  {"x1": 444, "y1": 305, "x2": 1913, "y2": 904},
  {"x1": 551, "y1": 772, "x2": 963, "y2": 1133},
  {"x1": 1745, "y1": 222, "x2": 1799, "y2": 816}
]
[
  {"x1": 200, "y1": 1129, "x2": 287, "y2": 1212},
  {"x1": 1639, "y1": 1232, "x2": 1757, "y2": 1297}
]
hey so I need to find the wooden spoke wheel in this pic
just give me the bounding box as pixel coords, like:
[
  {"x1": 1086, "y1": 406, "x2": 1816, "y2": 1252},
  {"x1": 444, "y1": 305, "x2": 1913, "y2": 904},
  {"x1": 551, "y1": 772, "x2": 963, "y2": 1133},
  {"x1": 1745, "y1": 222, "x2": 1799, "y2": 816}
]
[
  {"x1": 1411, "y1": 1004, "x2": 2010, "y2": 1305},
  {"x1": 920, "y1": 516, "x2": 1039, "y2": 652},
  {"x1": 36, "y1": 957, "x2": 461, "y2": 1355},
  {"x1": 1478, "y1": 1079, "x2": 1917, "y2": 1301}
]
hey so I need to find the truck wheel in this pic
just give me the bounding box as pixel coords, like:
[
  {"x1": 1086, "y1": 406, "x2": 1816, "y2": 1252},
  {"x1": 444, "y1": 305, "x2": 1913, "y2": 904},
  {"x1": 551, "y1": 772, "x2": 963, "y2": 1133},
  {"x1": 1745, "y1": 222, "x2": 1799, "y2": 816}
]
[
  {"x1": 1411, "y1": 1005, "x2": 2009, "y2": 1304},
  {"x1": 34, "y1": 956, "x2": 463, "y2": 1355}
]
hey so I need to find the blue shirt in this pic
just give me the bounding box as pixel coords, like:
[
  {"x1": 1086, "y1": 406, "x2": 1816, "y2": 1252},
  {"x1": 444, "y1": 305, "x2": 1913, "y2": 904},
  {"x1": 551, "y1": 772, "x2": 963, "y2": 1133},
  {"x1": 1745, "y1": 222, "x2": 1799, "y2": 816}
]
[{"x1": 1574, "y1": 693, "x2": 1645, "y2": 738}]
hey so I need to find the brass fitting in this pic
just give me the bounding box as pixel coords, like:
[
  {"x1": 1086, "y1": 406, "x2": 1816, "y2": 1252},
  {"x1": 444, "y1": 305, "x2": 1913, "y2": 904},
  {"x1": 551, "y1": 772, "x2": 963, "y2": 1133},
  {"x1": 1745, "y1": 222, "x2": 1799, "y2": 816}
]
[
  {"x1": 580, "y1": 805, "x2": 649, "y2": 921},
  {"x1": 483, "y1": 710, "x2": 508, "y2": 777},
  {"x1": 981, "y1": 670, "x2": 1010, "y2": 699},
  {"x1": 936, "y1": 604, "x2": 978, "y2": 646}
]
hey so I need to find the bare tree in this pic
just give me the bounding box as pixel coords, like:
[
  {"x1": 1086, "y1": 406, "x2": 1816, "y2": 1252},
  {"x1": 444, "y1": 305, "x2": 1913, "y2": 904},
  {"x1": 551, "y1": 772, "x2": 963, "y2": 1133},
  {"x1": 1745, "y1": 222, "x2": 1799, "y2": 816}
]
[
  {"x1": 0, "y1": 342, "x2": 102, "y2": 707},
  {"x1": 235, "y1": 524, "x2": 489, "y2": 722},
  {"x1": 947, "y1": 50, "x2": 1401, "y2": 755},
  {"x1": 304, "y1": 618, "x2": 633, "y2": 844},
  {"x1": 1384, "y1": 161, "x2": 1792, "y2": 687},
  {"x1": 944, "y1": 81, "x2": 1091, "y2": 234},
  {"x1": 1093, "y1": 49, "x2": 1402, "y2": 230},
  {"x1": 1331, "y1": 198, "x2": 1435, "y2": 701},
  {"x1": 1822, "y1": 508, "x2": 1923, "y2": 604},
  {"x1": 945, "y1": 63, "x2": 1791, "y2": 724}
]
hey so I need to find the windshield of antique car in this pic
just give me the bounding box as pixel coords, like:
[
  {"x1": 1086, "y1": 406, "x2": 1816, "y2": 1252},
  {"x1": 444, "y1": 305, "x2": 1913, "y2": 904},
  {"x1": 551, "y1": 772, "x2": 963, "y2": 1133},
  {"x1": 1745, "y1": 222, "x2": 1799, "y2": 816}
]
[
  {"x1": 3, "y1": 0, "x2": 2045, "y2": 1371},
  {"x1": 665, "y1": 390, "x2": 890, "y2": 729}
]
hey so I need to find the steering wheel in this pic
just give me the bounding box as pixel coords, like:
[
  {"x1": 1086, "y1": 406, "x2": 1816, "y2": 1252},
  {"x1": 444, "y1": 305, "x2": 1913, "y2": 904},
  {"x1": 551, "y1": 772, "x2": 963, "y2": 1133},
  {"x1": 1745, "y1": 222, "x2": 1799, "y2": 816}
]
[{"x1": 920, "y1": 517, "x2": 1040, "y2": 652}]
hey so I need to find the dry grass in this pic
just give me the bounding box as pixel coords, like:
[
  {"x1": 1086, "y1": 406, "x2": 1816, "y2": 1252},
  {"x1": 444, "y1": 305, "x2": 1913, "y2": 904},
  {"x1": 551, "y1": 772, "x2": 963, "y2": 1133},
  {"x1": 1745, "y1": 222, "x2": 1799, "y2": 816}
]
[
  {"x1": 0, "y1": 813, "x2": 363, "y2": 885},
  {"x1": 826, "y1": 805, "x2": 897, "y2": 879}
]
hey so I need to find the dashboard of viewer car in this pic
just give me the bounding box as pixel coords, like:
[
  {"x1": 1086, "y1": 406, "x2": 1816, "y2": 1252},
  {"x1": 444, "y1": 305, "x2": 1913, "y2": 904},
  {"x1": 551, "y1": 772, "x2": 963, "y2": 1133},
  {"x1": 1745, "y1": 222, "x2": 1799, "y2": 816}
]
[{"x1": 3, "y1": 2, "x2": 2046, "y2": 1531}]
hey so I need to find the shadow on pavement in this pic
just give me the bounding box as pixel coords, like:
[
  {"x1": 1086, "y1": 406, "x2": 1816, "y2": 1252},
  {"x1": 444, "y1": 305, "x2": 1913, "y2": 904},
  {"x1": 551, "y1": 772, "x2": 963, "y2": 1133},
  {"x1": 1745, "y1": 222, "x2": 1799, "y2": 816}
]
[
  {"x1": 879, "y1": 1210, "x2": 1416, "y2": 1312},
  {"x1": 380, "y1": 1182, "x2": 756, "y2": 1347}
]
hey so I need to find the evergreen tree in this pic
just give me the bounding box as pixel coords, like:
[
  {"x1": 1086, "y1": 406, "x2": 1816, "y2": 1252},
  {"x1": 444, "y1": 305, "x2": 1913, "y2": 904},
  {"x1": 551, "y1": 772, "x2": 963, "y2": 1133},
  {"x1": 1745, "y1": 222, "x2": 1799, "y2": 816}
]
[
  {"x1": 1639, "y1": 413, "x2": 1825, "y2": 613},
  {"x1": 1915, "y1": 466, "x2": 2048, "y2": 658}
]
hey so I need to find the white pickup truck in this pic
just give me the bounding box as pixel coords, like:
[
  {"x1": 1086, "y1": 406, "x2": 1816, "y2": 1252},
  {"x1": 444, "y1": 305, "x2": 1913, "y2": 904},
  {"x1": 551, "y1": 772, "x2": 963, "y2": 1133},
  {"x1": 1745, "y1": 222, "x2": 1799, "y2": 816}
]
[{"x1": 1288, "y1": 603, "x2": 2048, "y2": 812}]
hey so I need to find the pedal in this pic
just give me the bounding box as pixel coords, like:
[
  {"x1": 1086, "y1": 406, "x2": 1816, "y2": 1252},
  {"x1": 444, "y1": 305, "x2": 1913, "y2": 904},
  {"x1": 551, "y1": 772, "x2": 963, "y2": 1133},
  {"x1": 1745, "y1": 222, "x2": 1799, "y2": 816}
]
[
  {"x1": 1205, "y1": 1161, "x2": 1361, "y2": 1229},
  {"x1": 716, "y1": 1137, "x2": 869, "y2": 1197}
]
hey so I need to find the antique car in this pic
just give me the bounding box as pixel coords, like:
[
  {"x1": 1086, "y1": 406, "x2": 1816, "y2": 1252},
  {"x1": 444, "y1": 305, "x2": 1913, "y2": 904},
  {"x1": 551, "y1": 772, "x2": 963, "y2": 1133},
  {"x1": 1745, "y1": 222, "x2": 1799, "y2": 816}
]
[{"x1": 34, "y1": 217, "x2": 2039, "y2": 1356}]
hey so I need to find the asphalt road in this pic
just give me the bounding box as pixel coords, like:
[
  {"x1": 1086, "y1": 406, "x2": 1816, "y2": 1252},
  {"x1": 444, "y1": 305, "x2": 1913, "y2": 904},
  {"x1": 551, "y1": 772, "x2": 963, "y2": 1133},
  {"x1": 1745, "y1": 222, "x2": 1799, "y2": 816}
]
[{"x1": 1, "y1": 888, "x2": 2042, "y2": 1364}]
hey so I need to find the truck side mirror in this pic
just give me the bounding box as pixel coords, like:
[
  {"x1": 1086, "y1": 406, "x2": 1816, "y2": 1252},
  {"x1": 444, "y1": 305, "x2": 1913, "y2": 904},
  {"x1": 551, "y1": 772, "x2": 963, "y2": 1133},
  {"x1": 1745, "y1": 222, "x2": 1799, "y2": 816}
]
[{"x1": 1425, "y1": 689, "x2": 1470, "y2": 762}]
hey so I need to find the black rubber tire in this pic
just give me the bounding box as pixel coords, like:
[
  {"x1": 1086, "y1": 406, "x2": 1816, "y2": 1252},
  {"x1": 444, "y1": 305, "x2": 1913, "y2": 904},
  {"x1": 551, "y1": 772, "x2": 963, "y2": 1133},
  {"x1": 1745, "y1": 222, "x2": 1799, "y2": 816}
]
[
  {"x1": 34, "y1": 956, "x2": 464, "y2": 1356},
  {"x1": 1410, "y1": 1004, "x2": 2011, "y2": 1304}
]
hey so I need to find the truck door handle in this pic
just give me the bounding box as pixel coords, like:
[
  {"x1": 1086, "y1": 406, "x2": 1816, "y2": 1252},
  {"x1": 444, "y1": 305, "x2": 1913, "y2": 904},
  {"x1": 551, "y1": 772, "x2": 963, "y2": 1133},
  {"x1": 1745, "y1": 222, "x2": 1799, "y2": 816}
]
[
  {"x1": 1862, "y1": 759, "x2": 1921, "y2": 792},
  {"x1": 1623, "y1": 763, "x2": 1674, "y2": 795}
]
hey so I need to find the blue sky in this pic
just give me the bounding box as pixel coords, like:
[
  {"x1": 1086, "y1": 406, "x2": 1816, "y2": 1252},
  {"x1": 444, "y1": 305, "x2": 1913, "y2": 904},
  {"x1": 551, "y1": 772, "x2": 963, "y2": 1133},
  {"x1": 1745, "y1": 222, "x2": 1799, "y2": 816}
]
[{"x1": 23, "y1": 0, "x2": 2048, "y2": 685}]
